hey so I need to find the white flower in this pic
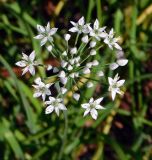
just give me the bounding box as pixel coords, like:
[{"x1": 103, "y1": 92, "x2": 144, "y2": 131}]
[
  {"x1": 15, "y1": 51, "x2": 38, "y2": 76},
  {"x1": 108, "y1": 74, "x2": 125, "y2": 100},
  {"x1": 69, "y1": 17, "x2": 91, "y2": 34},
  {"x1": 81, "y1": 97, "x2": 105, "y2": 120},
  {"x1": 70, "y1": 47, "x2": 77, "y2": 55},
  {"x1": 34, "y1": 22, "x2": 58, "y2": 46},
  {"x1": 97, "y1": 71, "x2": 104, "y2": 77},
  {"x1": 47, "y1": 45, "x2": 52, "y2": 52},
  {"x1": 32, "y1": 77, "x2": 52, "y2": 101},
  {"x1": 104, "y1": 28, "x2": 122, "y2": 50},
  {"x1": 62, "y1": 51, "x2": 67, "y2": 56},
  {"x1": 58, "y1": 71, "x2": 66, "y2": 78},
  {"x1": 64, "y1": 34, "x2": 71, "y2": 41},
  {"x1": 90, "y1": 19, "x2": 107, "y2": 40},
  {"x1": 73, "y1": 93, "x2": 80, "y2": 101},
  {"x1": 92, "y1": 60, "x2": 99, "y2": 66},
  {"x1": 53, "y1": 67, "x2": 59, "y2": 73},
  {"x1": 83, "y1": 67, "x2": 91, "y2": 74},
  {"x1": 60, "y1": 77, "x2": 68, "y2": 85},
  {"x1": 82, "y1": 35, "x2": 89, "y2": 43},
  {"x1": 61, "y1": 87, "x2": 67, "y2": 94},
  {"x1": 45, "y1": 97, "x2": 67, "y2": 116},
  {"x1": 90, "y1": 41, "x2": 96, "y2": 48},
  {"x1": 90, "y1": 49, "x2": 96, "y2": 56}
]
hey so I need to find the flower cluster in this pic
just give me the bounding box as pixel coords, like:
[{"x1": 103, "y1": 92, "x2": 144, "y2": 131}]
[{"x1": 16, "y1": 17, "x2": 128, "y2": 120}]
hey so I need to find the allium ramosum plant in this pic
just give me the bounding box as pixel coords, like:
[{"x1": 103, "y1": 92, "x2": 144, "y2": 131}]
[{"x1": 16, "y1": 17, "x2": 128, "y2": 120}]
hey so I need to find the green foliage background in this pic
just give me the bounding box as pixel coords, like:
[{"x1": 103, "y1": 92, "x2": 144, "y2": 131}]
[{"x1": 0, "y1": 0, "x2": 152, "y2": 159}]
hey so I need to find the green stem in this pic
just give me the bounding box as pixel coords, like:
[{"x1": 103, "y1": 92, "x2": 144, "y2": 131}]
[{"x1": 58, "y1": 111, "x2": 68, "y2": 160}]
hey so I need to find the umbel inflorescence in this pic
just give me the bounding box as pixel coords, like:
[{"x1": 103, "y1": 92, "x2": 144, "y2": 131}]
[{"x1": 16, "y1": 17, "x2": 128, "y2": 120}]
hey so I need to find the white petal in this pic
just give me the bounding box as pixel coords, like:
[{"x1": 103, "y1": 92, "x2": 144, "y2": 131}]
[
  {"x1": 114, "y1": 43, "x2": 122, "y2": 50},
  {"x1": 69, "y1": 27, "x2": 78, "y2": 32},
  {"x1": 45, "y1": 105, "x2": 54, "y2": 114},
  {"x1": 48, "y1": 96, "x2": 55, "y2": 102},
  {"x1": 29, "y1": 51, "x2": 35, "y2": 62},
  {"x1": 108, "y1": 77, "x2": 114, "y2": 85},
  {"x1": 40, "y1": 37, "x2": 47, "y2": 46},
  {"x1": 22, "y1": 67, "x2": 29, "y2": 75},
  {"x1": 46, "y1": 83, "x2": 52, "y2": 88},
  {"x1": 34, "y1": 77, "x2": 42, "y2": 84},
  {"x1": 117, "y1": 80, "x2": 125, "y2": 87},
  {"x1": 70, "y1": 21, "x2": 76, "y2": 26},
  {"x1": 34, "y1": 34, "x2": 44, "y2": 39},
  {"x1": 16, "y1": 61, "x2": 26, "y2": 67},
  {"x1": 55, "y1": 107, "x2": 60, "y2": 116},
  {"x1": 49, "y1": 28, "x2": 58, "y2": 36},
  {"x1": 46, "y1": 22, "x2": 50, "y2": 33},
  {"x1": 22, "y1": 53, "x2": 28, "y2": 61},
  {"x1": 78, "y1": 17, "x2": 85, "y2": 26},
  {"x1": 95, "y1": 105, "x2": 105, "y2": 110},
  {"x1": 94, "y1": 19, "x2": 99, "y2": 30},
  {"x1": 33, "y1": 92, "x2": 41, "y2": 98},
  {"x1": 81, "y1": 103, "x2": 90, "y2": 109},
  {"x1": 99, "y1": 32, "x2": 107, "y2": 38},
  {"x1": 117, "y1": 59, "x2": 128, "y2": 66},
  {"x1": 42, "y1": 94, "x2": 46, "y2": 101},
  {"x1": 58, "y1": 104, "x2": 67, "y2": 110},
  {"x1": 73, "y1": 93, "x2": 80, "y2": 101},
  {"x1": 89, "y1": 98, "x2": 94, "y2": 103},
  {"x1": 90, "y1": 108, "x2": 98, "y2": 120},
  {"x1": 110, "y1": 63, "x2": 119, "y2": 70},
  {"x1": 29, "y1": 65, "x2": 35, "y2": 75},
  {"x1": 109, "y1": 28, "x2": 114, "y2": 37},
  {"x1": 94, "y1": 97, "x2": 103, "y2": 104},
  {"x1": 83, "y1": 108, "x2": 91, "y2": 117},
  {"x1": 111, "y1": 90, "x2": 116, "y2": 101},
  {"x1": 37, "y1": 24, "x2": 45, "y2": 33}
]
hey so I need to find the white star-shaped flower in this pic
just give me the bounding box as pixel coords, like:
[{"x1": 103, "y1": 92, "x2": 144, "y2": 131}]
[
  {"x1": 69, "y1": 17, "x2": 91, "y2": 34},
  {"x1": 45, "y1": 97, "x2": 67, "y2": 116},
  {"x1": 32, "y1": 77, "x2": 52, "y2": 101},
  {"x1": 108, "y1": 74, "x2": 125, "y2": 100},
  {"x1": 34, "y1": 22, "x2": 58, "y2": 46},
  {"x1": 104, "y1": 28, "x2": 122, "y2": 50},
  {"x1": 81, "y1": 97, "x2": 105, "y2": 120},
  {"x1": 15, "y1": 51, "x2": 38, "y2": 76},
  {"x1": 90, "y1": 19, "x2": 107, "y2": 41}
]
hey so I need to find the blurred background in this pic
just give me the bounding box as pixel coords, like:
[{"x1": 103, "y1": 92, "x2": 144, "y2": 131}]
[{"x1": 0, "y1": 0, "x2": 152, "y2": 159}]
